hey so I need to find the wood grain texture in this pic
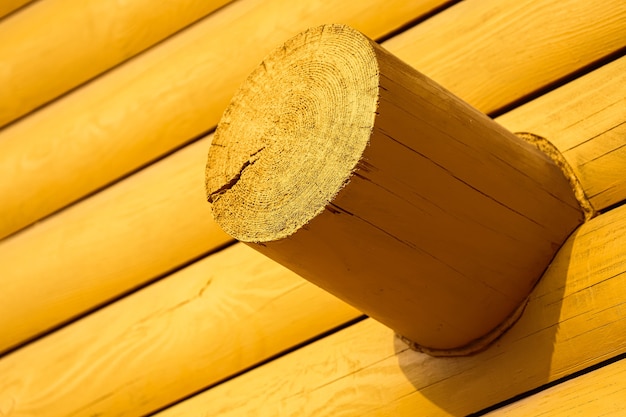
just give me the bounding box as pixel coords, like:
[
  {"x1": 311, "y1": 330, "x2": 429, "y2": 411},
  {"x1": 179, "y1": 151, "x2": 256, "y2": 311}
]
[
  {"x1": 0, "y1": 244, "x2": 360, "y2": 417},
  {"x1": 485, "y1": 359, "x2": 626, "y2": 416},
  {"x1": 499, "y1": 56, "x2": 626, "y2": 212},
  {"x1": 154, "y1": 204, "x2": 626, "y2": 416},
  {"x1": 1, "y1": 43, "x2": 623, "y2": 359},
  {"x1": 385, "y1": 0, "x2": 626, "y2": 114},
  {"x1": 207, "y1": 24, "x2": 584, "y2": 353},
  {"x1": 0, "y1": 0, "x2": 446, "y2": 354},
  {"x1": 0, "y1": 0, "x2": 234, "y2": 128},
  {"x1": 3, "y1": 0, "x2": 624, "y2": 242},
  {"x1": 0, "y1": 60, "x2": 626, "y2": 416},
  {"x1": 0, "y1": 0, "x2": 448, "y2": 240},
  {"x1": 0, "y1": 138, "x2": 231, "y2": 354}
]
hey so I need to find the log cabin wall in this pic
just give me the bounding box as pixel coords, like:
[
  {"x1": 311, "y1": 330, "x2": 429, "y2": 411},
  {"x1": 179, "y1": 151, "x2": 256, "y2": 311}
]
[{"x1": 0, "y1": 0, "x2": 624, "y2": 415}]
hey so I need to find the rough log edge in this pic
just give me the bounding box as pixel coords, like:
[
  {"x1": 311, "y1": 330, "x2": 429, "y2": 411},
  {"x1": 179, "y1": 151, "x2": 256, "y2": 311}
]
[
  {"x1": 398, "y1": 296, "x2": 529, "y2": 357},
  {"x1": 515, "y1": 132, "x2": 596, "y2": 220}
]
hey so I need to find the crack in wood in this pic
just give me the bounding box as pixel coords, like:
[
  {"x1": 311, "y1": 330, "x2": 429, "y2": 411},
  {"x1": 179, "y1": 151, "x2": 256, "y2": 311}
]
[{"x1": 207, "y1": 147, "x2": 266, "y2": 203}]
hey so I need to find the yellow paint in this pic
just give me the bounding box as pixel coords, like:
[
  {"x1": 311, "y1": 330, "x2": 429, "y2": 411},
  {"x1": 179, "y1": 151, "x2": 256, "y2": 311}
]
[
  {"x1": 0, "y1": 244, "x2": 359, "y2": 417},
  {"x1": 0, "y1": 0, "x2": 448, "y2": 239},
  {"x1": 208, "y1": 24, "x2": 584, "y2": 353},
  {"x1": 0, "y1": 138, "x2": 231, "y2": 354},
  {"x1": 385, "y1": 0, "x2": 626, "y2": 114},
  {"x1": 154, "y1": 204, "x2": 626, "y2": 416},
  {"x1": 0, "y1": 0, "x2": 233, "y2": 127},
  {"x1": 0, "y1": 0, "x2": 623, "y2": 415},
  {"x1": 498, "y1": 56, "x2": 626, "y2": 212},
  {"x1": 2, "y1": 0, "x2": 624, "y2": 241},
  {"x1": 0, "y1": 54, "x2": 623, "y2": 414},
  {"x1": 485, "y1": 359, "x2": 626, "y2": 416},
  {"x1": 0, "y1": 11, "x2": 624, "y2": 369},
  {"x1": 0, "y1": 0, "x2": 448, "y2": 355}
]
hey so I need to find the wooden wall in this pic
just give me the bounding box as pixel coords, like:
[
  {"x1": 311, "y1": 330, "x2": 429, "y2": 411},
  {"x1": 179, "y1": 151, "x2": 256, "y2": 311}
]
[{"x1": 0, "y1": 0, "x2": 624, "y2": 415}]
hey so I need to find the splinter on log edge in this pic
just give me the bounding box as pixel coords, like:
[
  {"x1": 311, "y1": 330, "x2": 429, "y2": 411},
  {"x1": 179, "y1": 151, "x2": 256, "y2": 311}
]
[{"x1": 205, "y1": 24, "x2": 592, "y2": 356}]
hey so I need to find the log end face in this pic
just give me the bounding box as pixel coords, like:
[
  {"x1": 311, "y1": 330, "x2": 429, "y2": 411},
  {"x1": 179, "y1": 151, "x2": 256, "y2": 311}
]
[{"x1": 206, "y1": 24, "x2": 380, "y2": 242}]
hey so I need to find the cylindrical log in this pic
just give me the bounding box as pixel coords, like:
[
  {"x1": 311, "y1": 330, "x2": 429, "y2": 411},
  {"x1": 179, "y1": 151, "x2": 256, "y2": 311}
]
[
  {"x1": 205, "y1": 24, "x2": 586, "y2": 354},
  {"x1": 0, "y1": 0, "x2": 442, "y2": 242},
  {"x1": 0, "y1": 0, "x2": 233, "y2": 128}
]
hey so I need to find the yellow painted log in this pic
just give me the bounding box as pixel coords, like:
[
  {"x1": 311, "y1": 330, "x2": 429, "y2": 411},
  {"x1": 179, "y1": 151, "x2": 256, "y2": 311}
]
[
  {"x1": 2, "y1": 0, "x2": 624, "y2": 241},
  {"x1": 0, "y1": 0, "x2": 233, "y2": 127},
  {"x1": 0, "y1": 244, "x2": 359, "y2": 417},
  {"x1": 0, "y1": 58, "x2": 623, "y2": 415},
  {"x1": 0, "y1": 51, "x2": 623, "y2": 358},
  {"x1": 498, "y1": 58, "x2": 626, "y2": 212},
  {"x1": 206, "y1": 24, "x2": 585, "y2": 354},
  {"x1": 154, "y1": 204, "x2": 626, "y2": 416},
  {"x1": 0, "y1": 0, "x2": 33, "y2": 19},
  {"x1": 384, "y1": 0, "x2": 626, "y2": 114},
  {"x1": 0, "y1": 0, "x2": 444, "y2": 356},
  {"x1": 0, "y1": 139, "x2": 231, "y2": 354},
  {"x1": 485, "y1": 359, "x2": 626, "y2": 416},
  {"x1": 0, "y1": 0, "x2": 448, "y2": 241}
]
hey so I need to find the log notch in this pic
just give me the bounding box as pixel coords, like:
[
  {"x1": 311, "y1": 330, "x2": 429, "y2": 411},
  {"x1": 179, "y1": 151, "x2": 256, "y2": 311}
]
[{"x1": 206, "y1": 24, "x2": 588, "y2": 354}]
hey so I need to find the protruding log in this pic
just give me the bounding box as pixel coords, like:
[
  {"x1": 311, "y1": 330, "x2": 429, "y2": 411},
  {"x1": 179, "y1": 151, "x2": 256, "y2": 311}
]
[
  {"x1": 206, "y1": 24, "x2": 587, "y2": 354},
  {"x1": 0, "y1": 0, "x2": 445, "y2": 241}
]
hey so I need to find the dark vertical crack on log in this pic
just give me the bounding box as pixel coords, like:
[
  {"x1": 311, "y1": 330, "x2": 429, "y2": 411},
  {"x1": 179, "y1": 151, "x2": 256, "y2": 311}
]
[{"x1": 208, "y1": 147, "x2": 266, "y2": 203}]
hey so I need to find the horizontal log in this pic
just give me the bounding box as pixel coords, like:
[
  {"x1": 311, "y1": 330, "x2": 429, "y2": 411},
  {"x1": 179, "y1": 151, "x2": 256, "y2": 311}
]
[
  {"x1": 207, "y1": 24, "x2": 585, "y2": 353},
  {"x1": 0, "y1": 49, "x2": 623, "y2": 359},
  {"x1": 0, "y1": 0, "x2": 233, "y2": 128},
  {"x1": 384, "y1": 0, "x2": 626, "y2": 114},
  {"x1": 154, "y1": 203, "x2": 626, "y2": 416},
  {"x1": 0, "y1": 0, "x2": 442, "y2": 355},
  {"x1": 2, "y1": 0, "x2": 624, "y2": 241},
  {"x1": 0, "y1": 57, "x2": 622, "y2": 416},
  {"x1": 0, "y1": 0, "x2": 447, "y2": 240},
  {"x1": 485, "y1": 358, "x2": 626, "y2": 416},
  {"x1": 0, "y1": 244, "x2": 359, "y2": 417},
  {"x1": 498, "y1": 56, "x2": 626, "y2": 212},
  {"x1": 0, "y1": 139, "x2": 231, "y2": 354}
]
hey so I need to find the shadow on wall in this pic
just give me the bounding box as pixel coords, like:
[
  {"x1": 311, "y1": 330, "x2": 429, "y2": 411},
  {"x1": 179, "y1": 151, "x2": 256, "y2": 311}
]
[{"x1": 391, "y1": 229, "x2": 576, "y2": 416}]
